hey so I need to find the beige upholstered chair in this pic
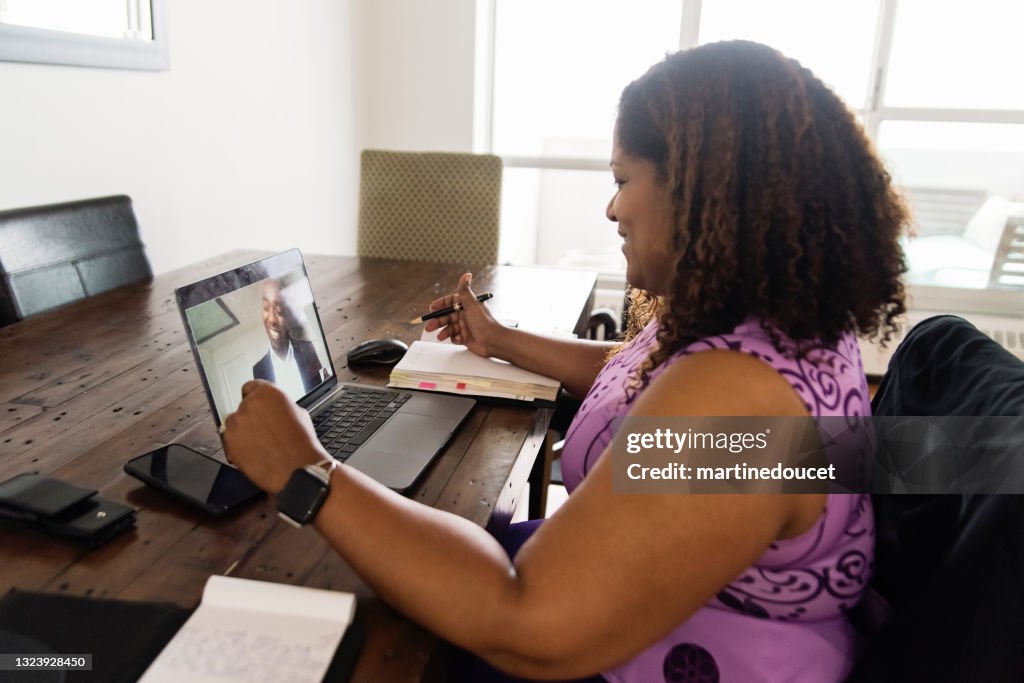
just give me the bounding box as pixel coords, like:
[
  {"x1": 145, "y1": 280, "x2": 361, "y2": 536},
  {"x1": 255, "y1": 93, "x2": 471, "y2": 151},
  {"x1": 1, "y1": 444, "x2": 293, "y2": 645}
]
[{"x1": 357, "y1": 149, "x2": 502, "y2": 265}]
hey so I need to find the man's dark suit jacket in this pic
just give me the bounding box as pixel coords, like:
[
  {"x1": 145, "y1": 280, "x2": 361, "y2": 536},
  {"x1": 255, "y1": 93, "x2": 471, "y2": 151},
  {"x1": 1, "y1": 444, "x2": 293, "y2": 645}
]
[{"x1": 252, "y1": 339, "x2": 325, "y2": 394}]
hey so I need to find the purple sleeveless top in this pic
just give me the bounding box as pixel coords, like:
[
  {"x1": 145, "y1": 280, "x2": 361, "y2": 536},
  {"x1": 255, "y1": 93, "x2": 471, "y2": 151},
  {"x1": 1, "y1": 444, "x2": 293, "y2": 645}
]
[{"x1": 561, "y1": 318, "x2": 874, "y2": 683}]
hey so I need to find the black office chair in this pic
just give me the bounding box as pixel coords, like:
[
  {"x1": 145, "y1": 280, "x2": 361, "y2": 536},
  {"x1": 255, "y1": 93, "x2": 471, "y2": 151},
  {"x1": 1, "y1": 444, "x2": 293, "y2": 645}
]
[
  {"x1": 847, "y1": 315, "x2": 1024, "y2": 682},
  {"x1": 0, "y1": 195, "x2": 151, "y2": 326}
]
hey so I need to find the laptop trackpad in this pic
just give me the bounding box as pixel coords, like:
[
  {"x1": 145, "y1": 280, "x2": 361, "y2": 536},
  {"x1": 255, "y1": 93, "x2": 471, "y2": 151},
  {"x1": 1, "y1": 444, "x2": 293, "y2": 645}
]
[{"x1": 345, "y1": 413, "x2": 456, "y2": 490}]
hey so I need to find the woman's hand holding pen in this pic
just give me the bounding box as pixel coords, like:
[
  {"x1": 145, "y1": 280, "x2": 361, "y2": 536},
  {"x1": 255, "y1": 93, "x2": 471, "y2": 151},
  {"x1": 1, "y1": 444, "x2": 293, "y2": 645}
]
[{"x1": 424, "y1": 273, "x2": 502, "y2": 358}]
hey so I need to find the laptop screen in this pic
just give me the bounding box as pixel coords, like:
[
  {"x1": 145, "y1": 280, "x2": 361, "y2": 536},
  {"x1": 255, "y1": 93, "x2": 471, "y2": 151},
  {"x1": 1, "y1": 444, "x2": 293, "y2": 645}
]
[{"x1": 175, "y1": 250, "x2": 337, "y2": 426}]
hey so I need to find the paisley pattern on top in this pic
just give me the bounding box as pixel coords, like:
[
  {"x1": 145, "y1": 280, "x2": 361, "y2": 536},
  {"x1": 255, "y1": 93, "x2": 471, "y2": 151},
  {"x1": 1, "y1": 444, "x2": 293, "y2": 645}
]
[{"x1": 559, "y1": 318, "x2": 874, "y2": 683}]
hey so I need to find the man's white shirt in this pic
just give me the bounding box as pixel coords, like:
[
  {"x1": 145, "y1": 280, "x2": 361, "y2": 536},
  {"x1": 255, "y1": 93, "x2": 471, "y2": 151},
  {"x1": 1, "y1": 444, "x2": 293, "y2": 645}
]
[{"x1": 269, "y1": 341, "x2": 306, "y2": 399}]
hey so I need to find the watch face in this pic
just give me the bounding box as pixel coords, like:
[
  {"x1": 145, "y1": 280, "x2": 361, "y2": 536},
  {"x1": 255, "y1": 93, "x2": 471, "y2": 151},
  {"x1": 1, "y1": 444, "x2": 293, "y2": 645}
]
[{"x1": 277, "y1": 468, "x2": 329, "y2": 526}]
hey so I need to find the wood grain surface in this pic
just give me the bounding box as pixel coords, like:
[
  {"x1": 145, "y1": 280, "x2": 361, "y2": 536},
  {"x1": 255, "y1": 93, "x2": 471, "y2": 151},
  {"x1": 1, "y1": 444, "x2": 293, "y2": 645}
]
[{"x1": 0, "y1": 251, "x2": 595, "y2": 682}]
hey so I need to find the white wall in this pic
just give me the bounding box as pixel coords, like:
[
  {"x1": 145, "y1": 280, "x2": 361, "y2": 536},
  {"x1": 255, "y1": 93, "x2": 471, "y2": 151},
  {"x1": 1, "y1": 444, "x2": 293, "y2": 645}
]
[
  {"x1": 0, "y1": 0, "x2": 480, "y2": 277},
  {"x1": 0, "y1": 0, "x2": 361, "y2": 276},
  {"x1": 355, "y1": 0, "x2": 477, "y2": 153}
]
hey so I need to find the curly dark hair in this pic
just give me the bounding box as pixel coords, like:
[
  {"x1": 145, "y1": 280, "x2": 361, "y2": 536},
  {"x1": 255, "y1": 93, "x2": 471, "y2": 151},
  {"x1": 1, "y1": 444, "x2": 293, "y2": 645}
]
[{"x1": 615, "y1": 40, "x2": 909, "y2": 388}]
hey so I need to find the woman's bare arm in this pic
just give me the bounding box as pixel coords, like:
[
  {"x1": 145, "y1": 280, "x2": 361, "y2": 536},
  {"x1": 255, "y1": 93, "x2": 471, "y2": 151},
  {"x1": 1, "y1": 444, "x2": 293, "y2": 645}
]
[{"x1": 224, "y1": 350, "x2": 821, "y2": 680}]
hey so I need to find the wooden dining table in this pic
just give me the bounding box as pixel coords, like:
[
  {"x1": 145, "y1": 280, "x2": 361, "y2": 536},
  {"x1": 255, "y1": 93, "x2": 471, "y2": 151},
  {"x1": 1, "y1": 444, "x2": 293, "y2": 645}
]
[{"x1": 0, "y1": 250, "x2": 596, "y2": 681}]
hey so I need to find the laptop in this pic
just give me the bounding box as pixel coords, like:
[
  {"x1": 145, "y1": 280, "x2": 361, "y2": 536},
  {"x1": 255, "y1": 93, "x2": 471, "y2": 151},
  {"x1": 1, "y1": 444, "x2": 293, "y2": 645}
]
[{"x1": 174, "y1": 249, "x2": 475, "y2": 491}]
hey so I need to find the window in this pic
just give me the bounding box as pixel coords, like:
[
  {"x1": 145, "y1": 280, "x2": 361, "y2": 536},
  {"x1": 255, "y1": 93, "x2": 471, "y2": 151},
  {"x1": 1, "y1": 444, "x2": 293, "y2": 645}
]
[
  {"x1": 491, "y1": 0, "x2": 681, "y2": 160},
  {"x1": 482, "y1": 0, "x2": 1024, "y2": 305},
  {"x1": 0, "y1": 0, "x2": 168, "y2": 70},
  {"x1": 697, "y1": 0, "x2": 878, "y2": 110}
]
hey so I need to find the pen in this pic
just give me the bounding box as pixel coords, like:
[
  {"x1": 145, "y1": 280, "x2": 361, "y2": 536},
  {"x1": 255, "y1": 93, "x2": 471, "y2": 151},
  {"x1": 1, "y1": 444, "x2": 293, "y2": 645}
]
[{"x1": 409, "y1": 292, "x2": 494, "y2": 324}]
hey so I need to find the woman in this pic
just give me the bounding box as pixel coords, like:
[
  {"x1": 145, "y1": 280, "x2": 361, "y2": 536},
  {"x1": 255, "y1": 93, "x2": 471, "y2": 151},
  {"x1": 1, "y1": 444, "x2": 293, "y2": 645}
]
[{"x1": 225, "y1": 41, "x2": 907, "y2": 682}]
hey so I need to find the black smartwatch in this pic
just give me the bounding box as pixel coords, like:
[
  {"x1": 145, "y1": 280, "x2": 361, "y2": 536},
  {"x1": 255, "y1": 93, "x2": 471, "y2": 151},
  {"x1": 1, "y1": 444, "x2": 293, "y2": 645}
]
[{"x1": 276, "y1": 459, "x2": 339, "y2": 528}]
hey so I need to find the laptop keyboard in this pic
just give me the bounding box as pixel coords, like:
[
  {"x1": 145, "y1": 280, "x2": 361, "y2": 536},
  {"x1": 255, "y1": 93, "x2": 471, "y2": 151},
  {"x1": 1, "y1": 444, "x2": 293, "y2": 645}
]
[{"x1": 312, "y1": 386, "x2": 410, "y2": 460}]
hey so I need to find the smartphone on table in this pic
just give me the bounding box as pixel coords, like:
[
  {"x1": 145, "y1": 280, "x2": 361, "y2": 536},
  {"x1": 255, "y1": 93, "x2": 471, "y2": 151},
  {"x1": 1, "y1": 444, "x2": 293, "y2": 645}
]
[{"x1": 124, "y1": 444, "x2": 265, "y2": 516}]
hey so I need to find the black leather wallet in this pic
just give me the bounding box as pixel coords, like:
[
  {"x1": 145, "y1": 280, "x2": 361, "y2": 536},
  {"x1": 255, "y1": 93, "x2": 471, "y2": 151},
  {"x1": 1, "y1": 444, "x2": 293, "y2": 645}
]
[{"x1": 0, "y1": 473, "x2": 136, "y2": 547}]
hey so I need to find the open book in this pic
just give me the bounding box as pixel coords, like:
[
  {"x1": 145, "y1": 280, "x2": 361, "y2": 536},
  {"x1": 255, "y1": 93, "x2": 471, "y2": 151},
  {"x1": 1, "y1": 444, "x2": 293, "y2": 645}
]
[
  {"x1": 139, "y1": 575, "x2": 356, "y2": 683},
  {"x1": 388, "y1": 340, "x2": 560, "y2": 403}
]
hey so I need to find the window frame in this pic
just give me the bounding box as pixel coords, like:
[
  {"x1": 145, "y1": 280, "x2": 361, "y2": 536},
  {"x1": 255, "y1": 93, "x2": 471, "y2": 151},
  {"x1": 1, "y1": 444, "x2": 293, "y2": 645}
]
[
  {"x1": 480, "y1": 0, "x2": 1024, "y2": 319},
  {"x1": 480, "y1": 0, "x2": 1024, "y2": 168},
  {"x1": 0, "y1": 0, "x2": 169, "y2": 71}
]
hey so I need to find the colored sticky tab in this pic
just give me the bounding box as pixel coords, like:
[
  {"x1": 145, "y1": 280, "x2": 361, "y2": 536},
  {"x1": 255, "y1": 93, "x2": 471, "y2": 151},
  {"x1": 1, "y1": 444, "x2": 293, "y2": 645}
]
[
  {"x1": 456, "y1": 382, "x2": 467, "y2": 390},
  {"x1": 418, "y1": 381, "x2": 437, "y2": 389}
]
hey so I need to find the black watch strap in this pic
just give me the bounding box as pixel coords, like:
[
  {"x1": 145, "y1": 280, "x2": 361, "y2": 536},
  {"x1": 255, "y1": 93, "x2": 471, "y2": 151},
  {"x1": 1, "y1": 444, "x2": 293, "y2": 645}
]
[{"x1": 276, "y1": 459, "x2": 338, "y2": 528}]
